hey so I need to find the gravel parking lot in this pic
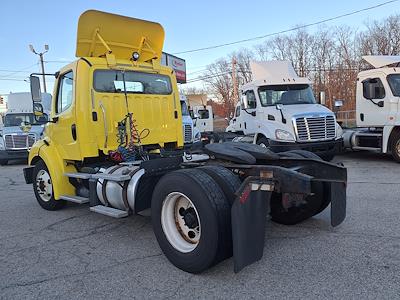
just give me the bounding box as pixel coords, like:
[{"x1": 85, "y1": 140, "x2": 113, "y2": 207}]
[{"x1": 0, "y1": 152, "x2": 399, "y2": 299}]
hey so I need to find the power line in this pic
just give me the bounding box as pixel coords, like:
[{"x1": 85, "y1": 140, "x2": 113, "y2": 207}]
[
  {"x1": 0, "y1": 63, "x2": 39, "y2": 79},
  {"x1": 174, "y1": 0, "x2": 399, "y2": 55}
]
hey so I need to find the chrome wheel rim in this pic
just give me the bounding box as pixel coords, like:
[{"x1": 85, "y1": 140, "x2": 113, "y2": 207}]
[
  {"x1": 259, "y1": 142, "x2": 267, "y2": 148},
  {"x1": 161, "y1": 192, "x2": 201, "y2": 253},
  {"x1": 36, "y1": 169, "x2": 52, "y2": 202}
]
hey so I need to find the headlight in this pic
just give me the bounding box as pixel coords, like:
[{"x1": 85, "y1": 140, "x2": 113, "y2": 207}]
[
  {"x1": 0, "y1": 138, "x2": 4, "y2": 150},
  {"x1": 275, "y1": 129, "x2": 295, "y2": 141},
  {"x1": 336, "y1": 123, "x2": 343, "y2": 138},
  {"x1": 194, "y1": 131, "x2": 201, "y2": 139}
]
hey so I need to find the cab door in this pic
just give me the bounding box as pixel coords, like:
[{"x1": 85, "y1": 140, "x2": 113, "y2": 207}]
[
  {"x1": 48, "y1": 70, "x2": 81, "y2": 160},
  {"x1": 357, "y1": 73, "x2": 392, "y2": 127},
  {"x1": 242, "y1": 90, "x2": 257, "y2": 134}
]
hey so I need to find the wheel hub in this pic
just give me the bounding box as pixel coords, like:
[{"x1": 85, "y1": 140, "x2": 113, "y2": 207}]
[
  {"x1": 36, "y1": 169, "x2": 52, "y2": 202},
  {"x1": 161, "y1": 192, "x2": 201, "y2": 253},
  {"x1": 179, "y1": 207, "x2": 199, "y2": 229}
]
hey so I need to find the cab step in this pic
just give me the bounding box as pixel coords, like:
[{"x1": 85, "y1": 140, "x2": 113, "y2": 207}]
[
  {"x1": 59, "y1": 195, "x2": 89, "y2": 204},
  {"x1": 91, "y1": 173, "x2": 131, "y2": 181},
  {"x1": 64, "y1": 172, "x2": 93, "y2": 179},
  {"x1": 90, "y1": 205, "x2": 129, "y2": 218}
]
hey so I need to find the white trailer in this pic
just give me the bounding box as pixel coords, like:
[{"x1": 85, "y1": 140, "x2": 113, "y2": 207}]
[{"x1": 342, "y1": 55, "x2": 400, "y2": 162}]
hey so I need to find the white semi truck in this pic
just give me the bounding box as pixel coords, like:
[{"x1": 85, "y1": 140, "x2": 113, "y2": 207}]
[
  {"x1": 226, "y1": 61, "x2": 343, "y2": 160},
  {"x1": 342, "y1": 55, "x2": 400, "y2": 162},
  {"x1": 180, "y1": 94, "x2": 201, "y2": 145},
  {"x1": 0, "y1": 92, "x2": 50, "y2": 165}
]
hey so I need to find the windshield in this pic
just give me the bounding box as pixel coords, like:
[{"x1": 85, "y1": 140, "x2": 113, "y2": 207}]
[
  {"x1": 4, "y1": 113, "x2": 48, "y2": 127},
  {"x1": 94, "y1": 70, "x2": 172, "y2": 95},
  {"x1": 180, "y1": 101, "x2": 190, "y2": 116},
  {"x1": 258, "y1": 84, "x2": 316, "y2": 106},
  {"x1": 387, "y1": 74, "x2": 400, "y2": 97}
]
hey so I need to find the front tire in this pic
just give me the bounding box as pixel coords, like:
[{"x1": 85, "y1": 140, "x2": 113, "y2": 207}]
[
  {"x1": 151, "y1": 169, "x2": 231, "y2": 273},
  {"x1": 33, "y1": 160, "x2": 66, "y2": 211},
  {"x1": 256, "y1": 136, "x2": 269, "y2": 148},
  {"x1": 390, "y1": 131, "x2": 400, "y2": 162}
]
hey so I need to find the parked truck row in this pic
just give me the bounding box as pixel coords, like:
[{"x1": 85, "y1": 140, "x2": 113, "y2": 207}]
[{"x1": 22, "y1": 10, "x2": 347, "y2": 273}]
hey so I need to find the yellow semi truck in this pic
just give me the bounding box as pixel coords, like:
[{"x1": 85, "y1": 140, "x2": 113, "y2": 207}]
[{"x1": 23, "y1": 10, "x2": 347, "y2": 273}]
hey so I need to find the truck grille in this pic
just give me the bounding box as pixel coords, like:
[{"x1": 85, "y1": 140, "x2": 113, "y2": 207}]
[
  {"x1": 183, "y1": 125, "x2": 192, "y2": 143},
  {"x1": 4, "y1": 134, "x2": 36, "y2": 150},
  {"x1": 294, "y1": 115, "x2": 336, "y2": 141}
]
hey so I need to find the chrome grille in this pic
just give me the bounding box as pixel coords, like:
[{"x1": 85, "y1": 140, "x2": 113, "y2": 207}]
[
  {"x1": 4, "y1": 134, "x2": 35, "y2": 150},
  {"x1": 294, "y1": 115, "x2": 336, "y2": 141},
  {"x1": 183, "y1": 125, "x2": 192, "y2": 143}
]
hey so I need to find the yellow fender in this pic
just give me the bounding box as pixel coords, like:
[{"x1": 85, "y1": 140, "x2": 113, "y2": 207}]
[{"x1": 28, "y1": 139, "x2": 77, "y2": 200}]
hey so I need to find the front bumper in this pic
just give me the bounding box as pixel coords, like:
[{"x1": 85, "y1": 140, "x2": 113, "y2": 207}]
[
  {"x1": 0, "y1": 149, "x2": 29, "y2": 161},
  {"x1": 268, "y1": 138, "x2": 343, "y2": 157}
]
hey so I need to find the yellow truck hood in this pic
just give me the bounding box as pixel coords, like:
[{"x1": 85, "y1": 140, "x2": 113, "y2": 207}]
[{"x1": 76, "y1": 10, "x2": 165, "y2": 62}]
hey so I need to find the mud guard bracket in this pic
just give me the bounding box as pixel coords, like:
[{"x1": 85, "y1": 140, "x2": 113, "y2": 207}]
[{"x1": 231, "y1": 178, "x2": 272, "y2": 273}]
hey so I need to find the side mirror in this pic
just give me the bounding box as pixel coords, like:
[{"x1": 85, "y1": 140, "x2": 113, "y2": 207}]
[
  {"x1": 378, "y1": 101, "x2": 384, "y2": 107},
  {"x1": 363, "y1": 78, "x2": 378, "y2": 100},
  {"x1": 30, "y1": 76, "x2": 42, "y2": 102},
  {"x1": 33, "y1": 103, "x2": 44, "y2": 116},
  {"x1": 242, "y1": 94, "x2": 249, "y2": 109}
]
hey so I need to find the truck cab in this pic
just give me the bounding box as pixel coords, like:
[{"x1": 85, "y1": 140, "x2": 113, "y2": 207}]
[
  {"x1": 180, "y1": 94, "x2": 200, "y2": 145},
  {"x1": 0, "y1": 92, "x2": 50, "y2": 165},
  {"x1": 226, "y1": 61, "x2": 342, "y2": 160},
  {"x1": 343, "y1": 55, "x2": 400, "y2": 161}
]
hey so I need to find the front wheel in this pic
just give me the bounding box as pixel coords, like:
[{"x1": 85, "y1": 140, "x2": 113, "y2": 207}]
[
  {"x1": 390, "y1": 131, "x2": 400, "y2": 162},
  {"x1": 256, "y1": 136, "x2": 269, "y2": 148},
  {"x1": 151, "y1": 169, "x2": 231, "y2": 273},
  {"x1": 33, "y1": 160, "x2": 66, "y2": 211}
]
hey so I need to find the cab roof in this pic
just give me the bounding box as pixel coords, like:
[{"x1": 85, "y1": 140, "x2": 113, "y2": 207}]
[
  {"x1": 76, "y1": 10, "x2": 165, "y2": 63},
  {"x1": 242, "y1": 61, "x2": 310, "y2": 90},
  {"x1": 363, "y1": 55, "x2": 400, "y2": 68}
]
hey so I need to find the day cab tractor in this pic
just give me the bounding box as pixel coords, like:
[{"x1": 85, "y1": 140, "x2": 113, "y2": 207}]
[{"x1": 23, "y1": 10, "x2": 347, "y2": 273}]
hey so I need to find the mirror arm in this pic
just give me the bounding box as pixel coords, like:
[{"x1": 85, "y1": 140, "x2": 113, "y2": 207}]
[{"x1": 367, "y1": 98, "x2": 384, "y2": 107}]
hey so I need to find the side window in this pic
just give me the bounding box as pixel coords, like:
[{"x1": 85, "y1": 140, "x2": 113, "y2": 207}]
[
  {"x1": 56, "y1": 71, "x2": 74, "y2": 114},
  {"x1": 246, "y1": 90, "x2": 257, "y2": 109},
  {"x1": 197, "y1": 109, "x2": 209, "y2": 119},
  {"x1": 363, "y1": 78, "x2": 385, "y2": 100},
  {"x1": 235, "y1": 106, "x2": 240, "y2": 117}
]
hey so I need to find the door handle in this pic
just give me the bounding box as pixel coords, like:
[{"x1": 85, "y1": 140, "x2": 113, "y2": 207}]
[{"x1": 71, "y1": 124, "x2": 77, "y2": 141}]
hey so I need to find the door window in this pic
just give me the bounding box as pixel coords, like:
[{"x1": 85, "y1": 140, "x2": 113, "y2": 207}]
[
  {"x1": 235, "y1": 106, "x2": 240, "y2": 117},
  {"x1": 362, "y1": 78, "x2": 385, "y2": 99},
  {"x1": 56, "y1": 71, "x2": 74, "y2": 114},
  {"x1": 246, "y1": 90, "x2": 257, "y2": 109}
]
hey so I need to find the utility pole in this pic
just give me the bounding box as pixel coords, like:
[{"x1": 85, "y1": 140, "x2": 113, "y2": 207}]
[
  {"x1": 29, "y1": 44, "x2": 49, "y2": 93},
  {"x1": 232, "y1": 57, "x2": 238, "y2": 105}
]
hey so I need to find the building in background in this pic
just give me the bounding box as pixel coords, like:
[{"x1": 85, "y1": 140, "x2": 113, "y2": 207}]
[{"x1": 0, "y1": 95, "x2": 8, "y2": 114}]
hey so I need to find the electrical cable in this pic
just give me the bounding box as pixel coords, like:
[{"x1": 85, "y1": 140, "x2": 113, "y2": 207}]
[{"x1": 173, "y1": 0, "x2": 399, "y2": 55}]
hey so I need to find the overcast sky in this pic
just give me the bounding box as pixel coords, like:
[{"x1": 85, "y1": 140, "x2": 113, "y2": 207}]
[{"x1": 0, "y1": 0, "x2": 399, "y2": 94}]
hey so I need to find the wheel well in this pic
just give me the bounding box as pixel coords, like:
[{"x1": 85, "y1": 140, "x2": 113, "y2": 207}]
[
  {"x1": 30, "y1": 156, "x2": 42, "y2": 166},
  {"x1": 256, "y1": 133, "x2": 266, "y2": 141}
]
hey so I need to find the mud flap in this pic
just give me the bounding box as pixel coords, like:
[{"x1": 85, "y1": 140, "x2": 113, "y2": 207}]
[
  {"x1": 330, "y1": 181, "x2": 346, "y2": 227},
  {"x1": 231, "y1": 183, "x2": 272, "y2": 273}
]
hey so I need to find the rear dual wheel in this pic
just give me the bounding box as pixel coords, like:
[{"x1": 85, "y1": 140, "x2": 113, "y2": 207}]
[
  {"x1": 151, "y1": 167, "x2": 239, "y2": 273},
  {"x1": 270, "y1": 150, "x2": 329, "y2": 225}
]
